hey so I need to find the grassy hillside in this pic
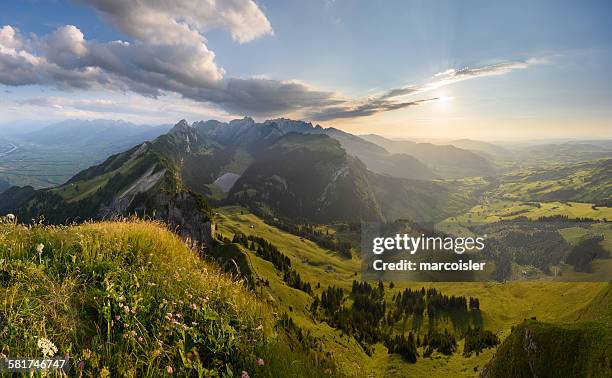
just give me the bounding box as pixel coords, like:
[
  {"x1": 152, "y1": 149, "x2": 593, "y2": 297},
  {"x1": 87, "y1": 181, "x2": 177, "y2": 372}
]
[
  {"x1": 213, "y1": 206, "x2": 608, "y2": 377},
  {"x1": 482, "y1": 318, "x2": 611, "y2": 378},
  {"x1": 0, "y1": 215, "x2": 329, "y2": 377},
  {"x1": 570, "y1": 283, "x2": 612, "y2": 325},
  {"x1": 482, "y1": 282, "x2": 611, "y2": 378}
]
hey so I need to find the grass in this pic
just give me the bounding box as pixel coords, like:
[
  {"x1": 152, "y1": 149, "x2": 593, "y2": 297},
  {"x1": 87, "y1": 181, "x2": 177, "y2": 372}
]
[
  {"x1": 213, "y1": 206, "x2": 608, "y2": 377},
  {"x1": 2, "y1": 205, "x2": 607, "y2": 377},
  {"x1": 482, "y1": 319, "x2": 611, "y2": 377},
  {"x1": 439, "y1": 201, "x2": 612, "y2": 227},
  {"x1": 0, "y1": 215, "x2": 328, "y2": 377}
]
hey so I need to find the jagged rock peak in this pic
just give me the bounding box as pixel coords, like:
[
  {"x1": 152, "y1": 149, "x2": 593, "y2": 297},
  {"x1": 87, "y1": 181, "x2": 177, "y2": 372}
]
[
  {"x1": 170, "y1": 119, "x2": 192, "y2": 133},
  {"x1": 229, "y1": 116, "x2": 255, "y2": 127}
]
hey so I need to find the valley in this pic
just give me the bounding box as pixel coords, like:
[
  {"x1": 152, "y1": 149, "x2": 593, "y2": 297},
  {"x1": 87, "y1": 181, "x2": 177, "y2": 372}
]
[
  {"x1": 0, "y1": 118, "x2": 610, "y2": 377},
  {"x1": 212, "y1": 205, "x2": 609, "y2": 377}
]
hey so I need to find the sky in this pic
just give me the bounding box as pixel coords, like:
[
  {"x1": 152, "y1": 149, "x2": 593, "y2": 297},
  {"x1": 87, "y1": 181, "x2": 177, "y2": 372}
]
[{"x1": 0, "y1": 0, "x2": 611, "y2": 140}]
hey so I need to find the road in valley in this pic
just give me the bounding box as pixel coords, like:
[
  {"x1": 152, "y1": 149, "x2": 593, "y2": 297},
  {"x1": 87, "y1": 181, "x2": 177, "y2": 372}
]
[{"x1": 0, "y1": 143, "x2": 18, "y2": 157}]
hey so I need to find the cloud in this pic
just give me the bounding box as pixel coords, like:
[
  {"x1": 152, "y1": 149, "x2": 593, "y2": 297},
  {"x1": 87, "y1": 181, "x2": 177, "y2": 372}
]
[
  {"x1": 380, "y1": 59, "x2": 542, "y2": 100},
  {"x1": 309, "y1": 97, "x2": 440, "y2": 121},
  {"x1": 0, "y1": 23, "x2": 337, "y2": 116},
  {"x1": 77, "y1": 0, "x2": 273, "y2": 44},
  {"x1": 309, "y1": 59, "x2": 543, "y2": 121},
  {"x1": 0, "y1": 0, "x2": 543, "y2": 122}
]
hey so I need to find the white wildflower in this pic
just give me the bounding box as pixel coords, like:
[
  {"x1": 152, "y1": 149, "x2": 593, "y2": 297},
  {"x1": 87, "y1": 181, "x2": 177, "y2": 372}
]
[
  {"x1": 37, "y1": 337, "x2": 58, "y2": 358},
  {"x1": 36, "y1": 243, "x2": 44, "y2": 254}
]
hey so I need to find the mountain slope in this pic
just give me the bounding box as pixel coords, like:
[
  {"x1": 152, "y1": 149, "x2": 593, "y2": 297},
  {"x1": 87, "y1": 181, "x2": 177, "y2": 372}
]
[
  {"x1": 228, "y1": 132, "x2": 384, "y2": 222},
  {"x1": 0, "y1": 120, "x2": 214, "y2": 246},
  {"x1": 450, "y1": 139, "x2": 512, "y2": 159},
  {"x1": 0, "y1": 216, "x2": 329, "y2": 377},
  {"x1": 1, "y1": 118, "x2": 480, "y2": 228},
  {"x1": 256, "y1": 119, "x2": 437, "y2": 180},
  {"x1": 0, "y1": 120, "x2": 171, "y2": 189},
  {"x1": 362, "y1": 134, "x2": 496, "y2": 178},
  {"x1": 481, "y1": 284, "x2": 612, "y2": 378}
]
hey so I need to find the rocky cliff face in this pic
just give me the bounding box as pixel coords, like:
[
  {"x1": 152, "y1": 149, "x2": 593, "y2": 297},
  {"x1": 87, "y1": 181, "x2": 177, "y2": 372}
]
[{"x1": 146, "y1": 191, "x2": 215, "y2": 251}]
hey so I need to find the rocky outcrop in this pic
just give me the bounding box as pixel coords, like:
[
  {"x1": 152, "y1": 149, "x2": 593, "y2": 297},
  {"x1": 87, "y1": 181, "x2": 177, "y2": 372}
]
[{"x1": 149, "y1": 191, "x2": 215, "y2": 251}]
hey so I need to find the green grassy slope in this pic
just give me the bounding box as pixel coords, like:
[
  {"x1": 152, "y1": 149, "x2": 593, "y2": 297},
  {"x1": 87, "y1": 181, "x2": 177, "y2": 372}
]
[
  {"x1": 492, "y1": 158, "x2": 611, "y2": 203},
  {"x1": 481, "y1": 283, "x2": 612, "y2": 378},
  {"x1": 482, "y1": 319, "x2": 611, "y2": 378},
  {"x1": 214, "y1": 206, "x2": 608, "y2": 377},
  {"x1": 0, "y1": 216, "x2": 329, "y2": 377}
]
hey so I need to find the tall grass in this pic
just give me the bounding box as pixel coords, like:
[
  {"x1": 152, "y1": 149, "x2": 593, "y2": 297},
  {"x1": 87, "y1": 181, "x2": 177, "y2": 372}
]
[{"x1": 0, "y1": 215, "x2": 282, "y2": 376}]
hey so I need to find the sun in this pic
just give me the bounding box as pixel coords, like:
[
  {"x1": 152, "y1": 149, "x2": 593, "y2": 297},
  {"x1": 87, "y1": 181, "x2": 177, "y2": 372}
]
[{"x1": 434, "y1": 95, "x2": 454, "y2": 109}]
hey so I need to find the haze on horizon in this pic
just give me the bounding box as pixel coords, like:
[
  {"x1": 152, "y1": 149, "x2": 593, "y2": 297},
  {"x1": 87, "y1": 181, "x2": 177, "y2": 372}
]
[{"x1": 0, "y1": 0, "x2": 611, "y2": 140}]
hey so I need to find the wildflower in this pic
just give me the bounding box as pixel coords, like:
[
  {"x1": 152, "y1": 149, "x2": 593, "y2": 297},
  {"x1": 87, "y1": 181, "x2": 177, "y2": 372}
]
[
  {"x1": 78, "y1": 360, "x2": 85, "y2": 371},
  {"x1": 118, "y1": 296, "x2": 124, "y2": 301},
  {"x1": 123, "y1": 333, "x2": 129, "y2": 339},
  {"x1": 37, "y1": 337, "x2": 58, "y2": 358},
  {"x1": 241, "y1": 371, "x2": 250, "y2": 378},
  {"x1": 6, "y1": 214, "x2": 15, "y2": 221},
  {"x1": 153, "y1": 349, "x2": 161, "y2": 357},
  {"x1": 257, "y1": 358, "x2": 265, "y2": 366},
  {"x1": 191, "y1": 322, "x2": 198, "y2": 326},
  {"x1": 138, "y1": 337, "x2": 143, "y2": 342},
  {"x1": 115, "y1": 315, "x2": 121, "y2": 321},
  {"x1": 123, "y1": 306, "x2": 130, "y2": 314},
  {"x1": 36, "y1": 243, "x2": 45, "y2": 263},
  {"x1": 190, "y1": 303, "x2": 197, "y2": 310},
  {"x1": 119, "y1": 303, "x2": 124, "y2": 308},
  {"x1": 123, "y1": 323, "x2": 129, "y2": 328},
  {"x1": 255, "y1": 324, "x2": 264, "y2": 331},
  {"x1": 166, "y1": 366, "x2": 173, "y2": 375}
]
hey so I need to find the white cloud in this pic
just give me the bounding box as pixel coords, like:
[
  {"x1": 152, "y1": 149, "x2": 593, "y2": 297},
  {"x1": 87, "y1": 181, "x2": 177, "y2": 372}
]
[
  {"x1": 0, "y1": 1, "x2": 544, "y2": 122},
  {"x1": 77, "y1": 0, "x2": 273, "y2": 44},
  {"x1": 309, "y1": 59, "x2": 545, "y2": 120}
]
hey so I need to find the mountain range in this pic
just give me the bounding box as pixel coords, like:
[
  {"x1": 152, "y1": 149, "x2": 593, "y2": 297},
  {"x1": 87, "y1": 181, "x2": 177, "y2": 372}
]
[{"x1": 0, "y1": 118, "x2": 485, "y2": 232}]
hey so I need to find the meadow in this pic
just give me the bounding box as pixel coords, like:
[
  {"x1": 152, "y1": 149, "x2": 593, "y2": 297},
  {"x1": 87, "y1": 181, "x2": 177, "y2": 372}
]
[
  {"x1": 0, "y1": 215, "x2": 330, "y2": 377},
  {"x1": 214, "y1": 206, "x2": 608, "y2": 377}
]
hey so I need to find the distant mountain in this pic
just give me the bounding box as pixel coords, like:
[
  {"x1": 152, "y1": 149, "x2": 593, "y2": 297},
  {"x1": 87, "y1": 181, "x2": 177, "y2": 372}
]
[
  {"x1": 22, "y1": 119, "x2": 171, "y2": 153},
  {"x1": 318, "y1": 126, "x2": 437, "y2": 180},
  {"x1": 1, "y1": 118, "x2": 477, "y2": 227},
  {"x1": 0, "y1": 119, "x2": 172, "y2": 189},
  {"x1": 208, "y1": 118, "x2": 438, "y2": 181},
  {"x1": 361, "y1": 134, "x2": 497, "y2": 178},
  {"x1": 0, "y1": 178, "x2": 9, "y2": 193},
  {"x1": 449, "y1": 138, "x2": 511, "y2": 158},
  {"x1": 0, "y1": 120, "x2": 214, "y2": 246}
]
